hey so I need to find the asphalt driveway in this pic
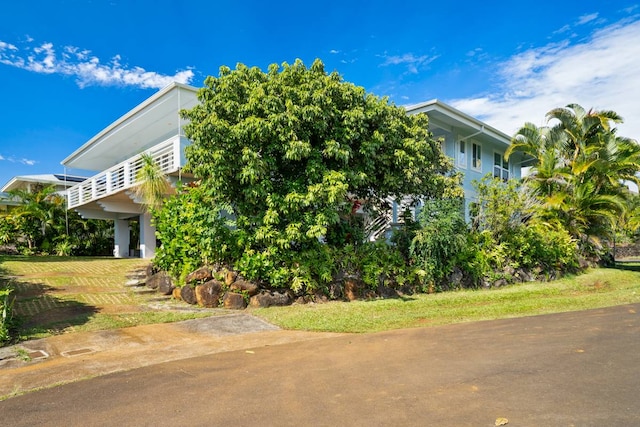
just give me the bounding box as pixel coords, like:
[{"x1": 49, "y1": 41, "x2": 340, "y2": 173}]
[{"x1": 1, "y1": 304, "x2": 638, "y2": 426}]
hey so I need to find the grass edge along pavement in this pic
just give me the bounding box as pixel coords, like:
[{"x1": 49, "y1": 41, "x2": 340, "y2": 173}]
[
  {"x1": 1, "y1": 256, "x2": 640, "y2": 339},
  {"x1": 252, "y1": 267, "x2": 640, "y2": 333}
]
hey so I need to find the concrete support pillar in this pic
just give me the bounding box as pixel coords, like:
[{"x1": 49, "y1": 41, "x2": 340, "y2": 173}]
[
  {"x1": 113, "y1": 219, "x2": 130, "y2": 258},
  {"x1": 139, "y1": 212, "x2": 156, "y2": 259}
]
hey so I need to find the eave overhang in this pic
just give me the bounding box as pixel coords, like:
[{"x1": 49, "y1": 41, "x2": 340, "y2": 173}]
[
  {"x1": 405, "y1": 99, "x2": 512, "y2": 147},
  {"x1": 61, "y1": 82, "x2": 199, "y2": 172}
]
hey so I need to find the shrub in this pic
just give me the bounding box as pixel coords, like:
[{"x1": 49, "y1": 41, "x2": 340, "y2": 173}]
[
  {"x1": 0, "y1": 284, "x2": 14, "y2": 346},
  {"x1": 336, "y1": 242, "x2": 413, "y2": 290},
  {"x1": 153, "y1": 184, "x2": 236, "y2": 283},
  {"x1": 465, "y1": 175, "x2": 579, "y2": 284},
  {"x1": 410, "y1": 198, "x2": 468, "y2": 291}
]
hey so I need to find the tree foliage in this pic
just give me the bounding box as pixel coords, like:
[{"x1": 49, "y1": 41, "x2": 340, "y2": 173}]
[
  {"x1": 1, "y1": 185, "x2": 113, "y2": 256},
  {"x1": 411, "y1": 198, "x2": 467, "y2": 290},
  {"x1": 507, "y1": 103, "x2": 640, "y2": 256},
  {"x1": 466, "y1": 175, "x2": 578, "y2": 282},
  {"x1": 153, "y1": 183, "x2": 234, "y2": 281},
  {"x1": 175, "y1": 59, "x2": 460, "y2": 290}
]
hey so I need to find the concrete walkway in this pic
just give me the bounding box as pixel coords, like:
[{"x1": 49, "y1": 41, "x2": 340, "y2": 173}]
[{"x1": 1, "y1": 304, "x2": 639, "y2": 426}]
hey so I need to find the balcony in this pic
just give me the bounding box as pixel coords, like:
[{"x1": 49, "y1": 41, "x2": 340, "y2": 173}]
[{"x1": 67, "y1": 136, "x2": 186, "y2": 210}]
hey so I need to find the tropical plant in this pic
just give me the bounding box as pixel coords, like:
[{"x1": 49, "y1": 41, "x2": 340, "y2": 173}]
[
  {"x1": 7, "y1": 185, "x2": 63, "y2": 250},
  {"x1": 0, "y1": 284, "x2": 14, "y2": 346},
  {"x1": 170, "y1": 59, "x2": 461, "y2": 292},
  {"x1": 410, "y1": 198, "x2": 467, "y2": 291},
  {"x1": 466, "y1": 175, "x2": 578, "y2": 283},
  {"x1": 506, "y1": 104, "x2": 640, "y2": 258},
  {"x1": 2, "y1": 184, "x2": 113, "y2": 256},
  {"x1": 134, "y1": 153, "x2": 170, "y2": 212},
  {"x1": 154, "y1": 183, "x2": 235, "y2": 282}
]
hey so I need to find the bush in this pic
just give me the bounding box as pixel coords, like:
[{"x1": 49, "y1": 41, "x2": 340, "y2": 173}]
[
  {"x1": 153, "y1": 184, "x2": 236, "y2": 283},
  {"x1": 464, "y1": 175, "x2": 579, "y2": 284},
  {"x1": 0, "y1": 284, "x2": 15, "y2": 346},
  {"x1": 410, "y1": 198, "x2": 468, "y2": 291},
  {"x1": 335, "y1": 242, "x2": 414, "y2": 291}
]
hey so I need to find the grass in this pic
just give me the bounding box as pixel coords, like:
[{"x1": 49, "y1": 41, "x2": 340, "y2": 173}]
[
  {"x1": 0, "y1": 255, "x2": 217, "y2": 343},
  {"x1": 20, "y1": 310, "x2": 216, "y2": 340},
  {"x1": 252, "y1": 268, "x2": 640, "y2": 333},
  {"x1": 2, "y1": 256, "x2": 640, "y2": 339}
]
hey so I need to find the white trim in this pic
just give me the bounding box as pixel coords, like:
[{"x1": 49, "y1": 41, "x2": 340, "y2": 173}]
[
  {"x1": 471, "y1": 141, "x2": 482, "y2": 172},
  {"x1": 457, "y1": 139, "x2": 467, "y2": 169},
  {"x1": 67, "y1": 137, "x2": 180, "y2": 209},
  {"x1": 404, "y1": 99, "x2": 511, "y2": 146},
  {"x1": 493, "y1": 151, "x2": 510, "y2": 181}
]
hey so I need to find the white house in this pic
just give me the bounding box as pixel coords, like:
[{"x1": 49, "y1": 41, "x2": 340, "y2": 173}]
[
  {"x1": 364, "y1": 100, "x2": 524, "y2": 240},
  {"x1": 63, "y1": 83, "x2": 522, "y2": 258},
  {"x1": 0, "y1": 173, "x2": 86, "y2": 213},
  {"x1": 405, "y1": 100, "x2": 524, "y2": 214},
  {"x1": 62, "y1": 82, "x2": 198, "y2": 258},
  {"x1": 1, "y1": 173, "x2": 86, "y2": 194}
]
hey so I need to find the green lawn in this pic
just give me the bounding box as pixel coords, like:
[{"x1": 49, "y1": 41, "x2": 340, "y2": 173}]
[
  {"x1": 3, "y1": 256, "x2": 639, "y2": 340},
  {"x1": 0, "y1": 256, "x2": 216, "y2": 343},
  {"x1": 252, "y1": 268, "x2": 640, "y2": 333}
]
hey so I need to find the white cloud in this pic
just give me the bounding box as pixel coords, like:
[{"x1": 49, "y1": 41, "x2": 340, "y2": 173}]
[
  {"x1": 329, "y1": 49, "x2": 340, "y2": 54},
  {"x1": 0, "y1": 38, "x2": 194, "y2": 89},
  {"x1": 0, "y1": 41, "x2": 17, "y2": 51},
  {"x1": 450, "y1": 18, "x2": 640, "y2": 140},
  {"x1": 380, "y1": 53, "x2": 439, "y2": 74},
  {"x1": 553, "y1": 24, "x2": 572, "y2": 35},
  {"x1": 577, "y1": 12, "x2": 599, "y2": 25},
  {"x1": 0, "y1": 154, "x2": 36, "y2": 165}
]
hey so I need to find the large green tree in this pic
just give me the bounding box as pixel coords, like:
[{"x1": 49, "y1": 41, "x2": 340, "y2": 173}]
[{"x1": 174, "y1": 59, "x2": 460, "y2": 289}]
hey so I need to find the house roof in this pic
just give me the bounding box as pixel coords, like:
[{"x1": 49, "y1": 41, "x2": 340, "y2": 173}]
[
  {"x1": 404, "y1": 99, "x2": 512, "y2": 146},
  {"x1": 61, "y1": 82, "x2": 199, "y2": 172},
  {"x1": 1, "y1": 174, "x2": 87, "y2": 193}
]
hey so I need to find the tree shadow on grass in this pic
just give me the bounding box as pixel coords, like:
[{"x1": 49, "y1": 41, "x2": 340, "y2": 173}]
[
  {"x1": 613, "y1": 261, "x2": 640, "y2": 272},
  {"x1": 4, "y1": 277, "x2": 99, "y2": 342}
]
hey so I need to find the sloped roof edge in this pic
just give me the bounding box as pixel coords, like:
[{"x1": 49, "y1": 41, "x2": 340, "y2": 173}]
[
  {"x1": 404, "y1": 99, "x2": 512, "y2": 144},
  {"x1": 1, "y1": 174, "x2": 88, "y2": 193},
  {"x1": 61, "y1": 81, "x2": 199, "y2": 167}
]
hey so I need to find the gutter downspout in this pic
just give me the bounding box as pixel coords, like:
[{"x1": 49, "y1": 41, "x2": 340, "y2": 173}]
[{"x1": 459, "y1": 125, "x2": 485, "y2": 142}]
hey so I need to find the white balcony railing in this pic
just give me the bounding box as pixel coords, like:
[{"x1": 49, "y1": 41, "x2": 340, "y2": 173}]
[{"x1": 67, "y1": 137, "x2": 182, "y2": 209}]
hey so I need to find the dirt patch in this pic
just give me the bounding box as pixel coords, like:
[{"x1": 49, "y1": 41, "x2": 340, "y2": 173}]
[{"x1": 589, "y1": 280, "x2": 612, "y2": 291}]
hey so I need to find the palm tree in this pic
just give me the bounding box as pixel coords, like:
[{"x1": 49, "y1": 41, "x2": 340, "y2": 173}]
[
  {"x1": 507, "y1": 104, "x2": 640, "y2": 256},
  {"x1": 506, "y1": 122, "x2": 561, "y2": 162},
  {"x1": 546, "y1": 103, "x2": 623, "y2": 165},
  {"x1": 133, "y1": 153, "x2": 170, "y2": 213},
  {"x1": 7, "y1": 185, "x2": 63, "y2": 249}
]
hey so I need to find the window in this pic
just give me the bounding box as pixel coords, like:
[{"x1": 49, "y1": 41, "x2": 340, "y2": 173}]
[
  {"x1": 493, "y1": 153, "x2": 509, "y2": 180},
  {"x1": 457, "y1": 140, "x2": 467, "y2": 168},
  {"x1": 472, "y1": 143, "x2": 481, "y2": 171}
]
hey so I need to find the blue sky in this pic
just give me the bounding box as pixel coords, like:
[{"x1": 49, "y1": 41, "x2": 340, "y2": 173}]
[{"x1": 1, "y1": 0, "x2": 640, "y2": 187}]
